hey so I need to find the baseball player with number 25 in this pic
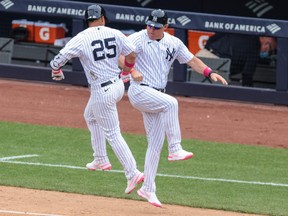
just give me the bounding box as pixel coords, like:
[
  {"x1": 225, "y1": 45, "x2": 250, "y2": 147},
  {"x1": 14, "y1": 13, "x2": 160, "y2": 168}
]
[
  {"x1": 50, "y1": 4, "x2": 144, "y2": 194},
  {"x1": 122, "y1": 9, "x2": 228, "y2": 207}
]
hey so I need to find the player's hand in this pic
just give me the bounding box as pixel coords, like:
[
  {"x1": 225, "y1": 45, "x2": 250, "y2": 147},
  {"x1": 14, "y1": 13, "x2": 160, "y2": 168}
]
[
  {"x1": 131, "y1": 69, "x2": 143, "y2": 82},
  {"x1": 52, "y1": 69, "x2": 65, "y2": 81},
  {"x1": 120, "y1": 70, "x2": 130, "y2": 83},
  {"x1": 209, "y1": 71, "x2": 228, "y2": 85}
]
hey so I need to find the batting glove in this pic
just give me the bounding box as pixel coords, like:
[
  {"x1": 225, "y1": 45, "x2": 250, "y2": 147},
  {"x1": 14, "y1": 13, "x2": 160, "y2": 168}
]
[
  {"x1": 120, "y1": 70, "x2": 130, "y2": 83},
  {"x1": 51, "y1": 69, "x2": 65, "y2": 81}
]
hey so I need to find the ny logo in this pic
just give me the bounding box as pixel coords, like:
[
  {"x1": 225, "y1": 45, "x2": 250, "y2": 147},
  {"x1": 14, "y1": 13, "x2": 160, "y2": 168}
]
[
  {"x1": 152, "y1": 16, "x2": 158, "y2": 22},
  {"x1": 166, "y1": 48, "x2": 175, "y2": 61}
]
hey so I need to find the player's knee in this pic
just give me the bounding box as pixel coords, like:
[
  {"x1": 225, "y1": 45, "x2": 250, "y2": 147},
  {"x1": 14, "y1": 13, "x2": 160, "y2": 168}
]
[
  {"x1": 83, "y1": 109, "x2": 90, "y2": 122},
  {"x1": 167, "y1": 97, "x2": 178, "y2": 110}
]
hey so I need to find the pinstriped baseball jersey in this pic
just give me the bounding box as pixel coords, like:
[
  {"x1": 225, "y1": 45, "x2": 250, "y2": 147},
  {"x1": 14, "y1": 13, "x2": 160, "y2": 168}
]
[
  {"x1": 128, "y1": 30, "x2": 193, "y2": 89},
  {"x1": 50, "y1": 24, "x2": 141, "y2": 181},
  {"x1": 51, "y1": 26, "x2": 135, "y2": 85},
  {"x1": 127, "y1": 29, "x2": 194, "y2": 193}
]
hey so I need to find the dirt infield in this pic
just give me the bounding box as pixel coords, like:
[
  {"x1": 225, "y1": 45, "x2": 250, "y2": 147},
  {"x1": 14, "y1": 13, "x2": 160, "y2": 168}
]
[{"x1": 1, "y1": 78, "x2": 287, "y2": 216}]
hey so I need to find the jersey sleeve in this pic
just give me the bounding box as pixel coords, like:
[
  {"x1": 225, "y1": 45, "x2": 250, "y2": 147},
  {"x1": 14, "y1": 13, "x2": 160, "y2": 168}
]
[
  {"x1": 115, "y1": 30, "x2": 135, "y2": 56},
  {"x1": 175, "y1": 38, "x2": 194, "y2": 64},
  {"x1": 59, "y1": 33, "x2": 83, "y2": 59},
  {"x1": 127, "y1": 32, "x2": 142, "y2": 54},
  {"x1": 50, "y1": 33, "x2": 83, "y2": 70}
]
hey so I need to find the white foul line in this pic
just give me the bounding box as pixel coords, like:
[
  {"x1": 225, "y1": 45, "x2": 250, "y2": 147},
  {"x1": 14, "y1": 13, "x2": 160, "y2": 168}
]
[
  {"x1": 157, "y1": 173, "x2": 288, "y2": 187},
  {"x1": 0, "y1": 154, "x2": 39, "y2": 161},
  {"x1": 1, "y1": 156, "x2": 287, "y2": 188},
  {"x1": 0, "y1": 209, "x2": 63, "y2": 216}
]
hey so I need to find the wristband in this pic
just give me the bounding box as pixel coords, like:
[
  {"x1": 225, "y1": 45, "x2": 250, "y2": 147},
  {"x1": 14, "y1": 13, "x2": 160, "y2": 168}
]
[
  {"x1": 52, "y1": 69, "x2": 61, "y2": 74},
  {"x1": 121, "y1": 70, "x2": 130, "y2": 76},
  {"x1": 124, "y1": 59, "x2": 135, "y2": 68},
  {"x1": 208, "y1": 71, "x2": 216, "y2": 78},
  {"x1": 203, "y1": 67, "x2": 212, "y2": 78}
]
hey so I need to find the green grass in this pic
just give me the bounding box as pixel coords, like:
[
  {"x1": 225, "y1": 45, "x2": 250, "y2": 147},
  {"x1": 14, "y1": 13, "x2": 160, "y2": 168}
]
[{"x1": 0, "y1": 121, "x2": 287, "y2": 216}]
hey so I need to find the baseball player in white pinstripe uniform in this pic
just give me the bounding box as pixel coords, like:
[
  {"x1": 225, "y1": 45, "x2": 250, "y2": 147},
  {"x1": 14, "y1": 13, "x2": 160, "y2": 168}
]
[
  {"x1": 50, "y1": 4, "x2": 144, "y2": 194},
  {"x1": 126, "y1": 9, "x2": 228, "y2": 207}
]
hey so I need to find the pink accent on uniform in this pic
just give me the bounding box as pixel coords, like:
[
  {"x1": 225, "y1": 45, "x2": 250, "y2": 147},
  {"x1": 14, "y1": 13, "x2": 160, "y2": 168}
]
[
  {"x1": 203, "y1": 67, "x2": 212, "y2": 77},
  {"x1": 125, "y1": 172, "x2": 144, "y2": 194},
  {"x1": 168, "y1": 149, "x2": 194, "y2": 161},
  {"x1": 99, "y1": 163, "x2": 112, "y2": 170},
  {"x1": 86, "y1": 162, "x2": 112, "y2": 171},
  {"x1": 124, "y1": 59, "x2": 135, "y2": 68},
  {"x1": 52, "y1": 69, "x2": 61, "y2": 74},
  {"x1": 121, "y1": 70, "x2": 131, "y2": 75},
  {"x1": 137, "y1": 189, "x2": 162, "y2": 207}
]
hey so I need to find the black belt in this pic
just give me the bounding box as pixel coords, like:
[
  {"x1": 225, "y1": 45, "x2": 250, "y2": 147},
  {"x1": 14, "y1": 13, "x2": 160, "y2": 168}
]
[
  {"x1": 140, "y1": 83, "x2": 166, "y2": 93},
  {"x1": 100, "y1": 75, "x2": 120, "y2": 88}
]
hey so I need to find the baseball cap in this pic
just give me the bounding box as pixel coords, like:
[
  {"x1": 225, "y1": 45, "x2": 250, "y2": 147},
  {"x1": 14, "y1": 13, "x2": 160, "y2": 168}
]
[{"x1": 146, "y1": 9, "x2": 168, "y2": 28}]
